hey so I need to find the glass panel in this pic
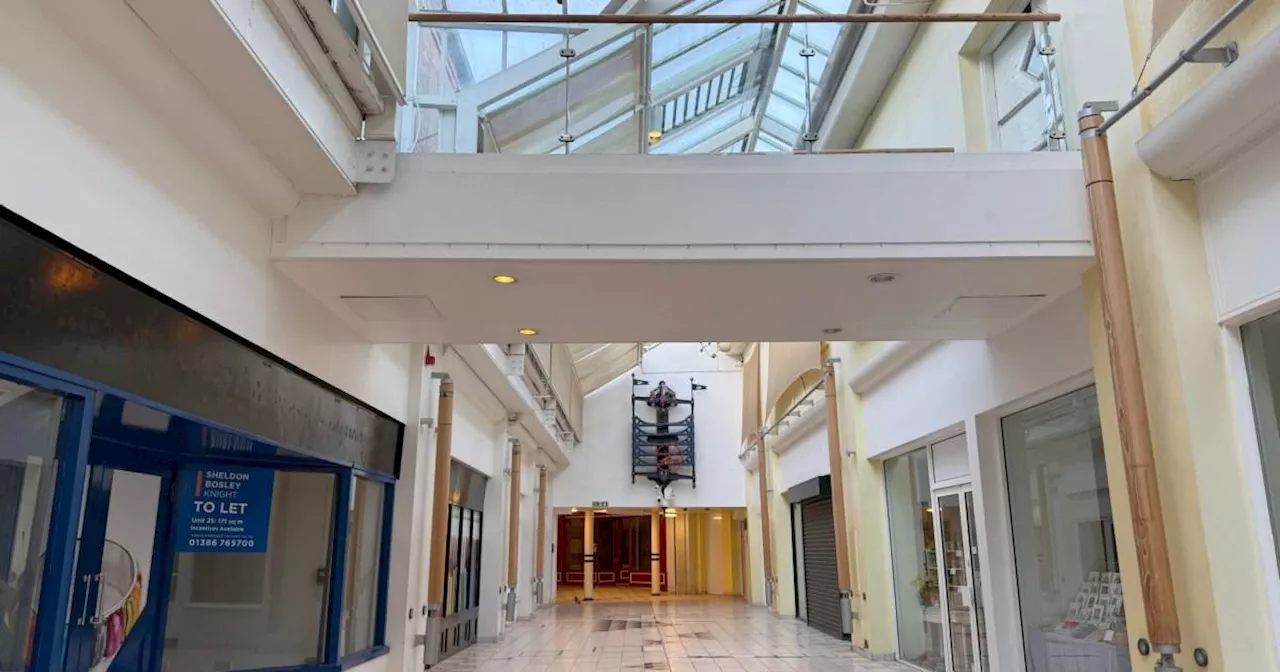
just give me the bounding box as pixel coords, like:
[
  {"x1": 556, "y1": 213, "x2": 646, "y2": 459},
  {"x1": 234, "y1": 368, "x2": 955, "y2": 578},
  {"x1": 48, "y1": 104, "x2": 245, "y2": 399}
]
[
  {"x1": 966, "y1": 492, "x2": 991, "y2": 672},
  {"x1": 766, "y1": 94, "x2": 806, "y2": 130},
  {"x1": 771, "y1": 67, "x2": 808, "y2": 107},
  {"x1": 0, "y1": 380, "x2": 62, "y2": 671},
  {"x1": 164, "y1": 471, "x2": 335, "y2": 671},
  {"x1": 938, "y1": 494, "x2": 974, "y2": 672},
  {"x1": 652, "y1": 24, "x2": 762, "y2": 92},
  {"x1": 458, "y1": 510, "x2": 472, "y2": 611},
  {"x1": 342, "y1": 478, "x2": 385, "y2": 656},
  {"x1": 446, "y1": 0, "x2": 502, "y2": 12},
  {"x1": 445, "y1": 506, "x2": 462, "y2": 615},
  {"x1": 457, "y1": 30, "x2": 506, "y2": 83},
  {"x1": 1002, "y1": 386, "x2": 1126, "y2": 672},
  {"x1": 506, "y1": 31, "x2": 563, "y2": 66},
  {"x1": 885, "y1": 449, "x2": 944, "y2": 671},
  {"x1": 792, "y1": 6, "x2": 841, "y2": 53},
  {"x1": 805, "y1": 0, "x2": 849, "y2": 14},
  {"x1": 1243, "y1": 313, "x2": 1280, "y2": 573},
  {"x1": 470, "y1": 513, "x2": 483, "y2": 608},
  {"x1": 781, "y1": 39, "x2": 828, "y2": 81}
]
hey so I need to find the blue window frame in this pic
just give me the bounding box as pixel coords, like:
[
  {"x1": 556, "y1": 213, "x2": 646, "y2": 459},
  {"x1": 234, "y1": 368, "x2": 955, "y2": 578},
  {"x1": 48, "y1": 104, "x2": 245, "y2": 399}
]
[
  {"x1": 0, "y1": 354, "x2": 95, "y2": 672},
  {"x1": 0, "y1": 352, "x2": 398, "y2": 672}
]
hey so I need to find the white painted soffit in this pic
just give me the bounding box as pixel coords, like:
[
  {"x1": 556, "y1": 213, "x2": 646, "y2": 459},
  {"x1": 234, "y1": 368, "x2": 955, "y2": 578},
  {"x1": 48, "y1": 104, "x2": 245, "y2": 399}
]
[{"x1": 1137, "y1": 25, "x2": 1280, "y2": 180}]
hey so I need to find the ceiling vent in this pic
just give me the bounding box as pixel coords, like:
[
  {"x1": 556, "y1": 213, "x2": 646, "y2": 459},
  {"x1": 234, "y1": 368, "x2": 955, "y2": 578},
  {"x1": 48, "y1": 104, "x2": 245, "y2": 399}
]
[
  {"x1": 935, "y1": 295, "x2": 1046, "y2": 320},
  {"x1": 339, "y1": 295, "x2": 443, "y2": 321}
]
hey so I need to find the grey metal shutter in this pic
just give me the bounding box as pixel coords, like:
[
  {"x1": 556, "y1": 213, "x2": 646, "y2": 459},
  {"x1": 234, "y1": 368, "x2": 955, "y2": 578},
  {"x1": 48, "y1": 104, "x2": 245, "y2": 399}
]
[{"x1": 800, "y1": 497, "x2": 843, "y2": 638}]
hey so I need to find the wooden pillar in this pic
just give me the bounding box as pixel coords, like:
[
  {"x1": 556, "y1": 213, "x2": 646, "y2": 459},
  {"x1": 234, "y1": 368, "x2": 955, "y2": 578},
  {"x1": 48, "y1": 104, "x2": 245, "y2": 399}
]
[
  {"x1": 583, "y1": 510, "x2": 595, "y2": 601},
  {"x1": 650, "y1": 509, "x2": 662, "y2": 596},
  {"x1": 755, "y1": 432, "x2": 775, "y2": 609},
  {"x1": 535, "y1": 466, "x2": 547, "y2": 606},
  {"x1": 505, "y1": 440, "x2": 522, "y2": 621},
  {"x1": 1079, "y1": 109, "x2": 1181, "y2": 660},
  {"x1": 424, "y1": 378, "x2": 455, "y2": 666},
  {"x1": 823, "y1": 363, "x2": 853, "y2": 636}
]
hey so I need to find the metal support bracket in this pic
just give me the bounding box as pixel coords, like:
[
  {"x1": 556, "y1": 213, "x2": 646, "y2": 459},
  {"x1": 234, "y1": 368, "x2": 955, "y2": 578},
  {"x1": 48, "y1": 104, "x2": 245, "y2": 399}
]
[
  {"x1": 1183, "y1": 41, "x2": 1238, "y2": 66},
  {"x1": 355, "y1": 140, "x2": 396, "y2": 183}
]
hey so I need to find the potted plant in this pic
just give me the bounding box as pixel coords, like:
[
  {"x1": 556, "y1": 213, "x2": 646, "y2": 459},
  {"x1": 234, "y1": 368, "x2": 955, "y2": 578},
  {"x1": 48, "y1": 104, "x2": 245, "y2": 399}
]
[{"x1": 912, "y1": 574, "x2": 938, "y2": 606}]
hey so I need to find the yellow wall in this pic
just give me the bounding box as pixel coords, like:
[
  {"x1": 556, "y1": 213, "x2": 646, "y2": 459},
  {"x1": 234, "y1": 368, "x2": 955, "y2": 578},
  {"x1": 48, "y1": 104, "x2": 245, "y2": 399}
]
[
  {"x1": 1090, "y1": 2, "x2": 1280, "y2": 669},
  {"x1": 830, "y1": 342, "x2": 898, "y2": 654},
  {"x1": 858, "y1": 0, "x2": 997, "y2": 150},
  {"x1": 831, "y1": 0, "x2": 1280, "y2": 666},
  {"x1": 1131, "y1": 0, "x2": 1280, "y2": 130}
]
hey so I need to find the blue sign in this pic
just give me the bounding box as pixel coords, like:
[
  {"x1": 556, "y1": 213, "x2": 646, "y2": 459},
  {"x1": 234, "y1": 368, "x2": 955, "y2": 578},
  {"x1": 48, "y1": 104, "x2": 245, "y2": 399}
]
[{"x1": 175, "y1": 465, "x2": 275, "y2": 553}]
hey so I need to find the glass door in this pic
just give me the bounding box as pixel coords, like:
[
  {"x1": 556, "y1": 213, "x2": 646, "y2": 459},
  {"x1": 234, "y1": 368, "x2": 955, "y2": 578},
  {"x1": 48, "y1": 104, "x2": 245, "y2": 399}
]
[
  {"x1": 965, "y1": 492, "x2": 989, "y2": 672},
  {"x1": 65, "y1": 459, "x2": 169, "y2": 672},
  {"x1": 931, "y1": 488, "x2": 987, "y2": 672},
  {"x1": 0, "y1": 366, "x2": 93, "y2": 672}
]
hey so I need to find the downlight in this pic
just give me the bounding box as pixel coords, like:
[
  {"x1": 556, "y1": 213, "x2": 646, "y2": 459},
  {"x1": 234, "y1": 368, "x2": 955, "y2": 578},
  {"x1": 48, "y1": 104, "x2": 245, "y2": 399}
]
[
  {"x1": 493, "y1": 274, "x2": 518, "y2": 284},
  {"x1": 867, "y1": 273, "x2": 898, "y2": 284},
  {"x1": 518, "y1": 328, "x2": 538, "y2": 336}
]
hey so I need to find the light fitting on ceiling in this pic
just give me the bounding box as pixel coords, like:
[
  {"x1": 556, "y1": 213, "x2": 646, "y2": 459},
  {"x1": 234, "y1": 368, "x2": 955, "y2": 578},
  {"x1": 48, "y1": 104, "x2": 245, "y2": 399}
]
[
  {"x1": 821, "y1": 327, "x2": 843, "y2": 335},
  {"x1": 648, "y1": 130, "x2": 663, "y2": 145},
  {"x1": 868, "y1": 273, "x2": 898, "y2": 284},
  {"x1": 518, "y1": 328, "x2": 538, "y2": 336},
  {"x1": 493, "y1": 274, "x2": 518, "y2": 284}
]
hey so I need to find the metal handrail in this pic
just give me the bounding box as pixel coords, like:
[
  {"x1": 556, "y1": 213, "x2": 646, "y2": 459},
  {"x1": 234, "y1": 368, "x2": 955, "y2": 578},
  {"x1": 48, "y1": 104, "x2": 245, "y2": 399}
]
[{"x1": 410, "y1": 11, "x2": 1062, "y2": 24}]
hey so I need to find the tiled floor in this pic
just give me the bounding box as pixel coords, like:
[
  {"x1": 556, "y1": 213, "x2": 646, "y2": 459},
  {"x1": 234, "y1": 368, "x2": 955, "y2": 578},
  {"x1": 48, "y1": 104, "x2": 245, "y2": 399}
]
[{"x1": 433, "y1": 598, "x2": 914, "y2": 672}]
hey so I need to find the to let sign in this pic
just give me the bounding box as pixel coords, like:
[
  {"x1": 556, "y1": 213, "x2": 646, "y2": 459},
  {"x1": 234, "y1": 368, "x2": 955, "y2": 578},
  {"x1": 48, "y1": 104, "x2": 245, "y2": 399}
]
[{"x1": 175, "y1": 465, "x2": 275, "y2": 553}]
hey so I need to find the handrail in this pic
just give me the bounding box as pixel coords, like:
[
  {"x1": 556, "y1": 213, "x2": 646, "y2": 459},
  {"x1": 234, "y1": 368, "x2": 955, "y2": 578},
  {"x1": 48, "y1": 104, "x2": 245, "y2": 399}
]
[
  {"x1": 1094, "y1": 0, "x2": 1255, "y2": 136},
  {"x1": 409, "y1": 11, "x2": 1061, "y2": 25},
  {"x1": 737, "y1": 376, "x2": 825, "y2": 460}
]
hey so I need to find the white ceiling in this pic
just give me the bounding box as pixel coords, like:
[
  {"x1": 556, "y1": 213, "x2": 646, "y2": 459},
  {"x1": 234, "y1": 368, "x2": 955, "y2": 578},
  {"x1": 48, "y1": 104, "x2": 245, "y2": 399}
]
[{"x1": 275, "y1": 257, "x2": 1091, "y2": 344}]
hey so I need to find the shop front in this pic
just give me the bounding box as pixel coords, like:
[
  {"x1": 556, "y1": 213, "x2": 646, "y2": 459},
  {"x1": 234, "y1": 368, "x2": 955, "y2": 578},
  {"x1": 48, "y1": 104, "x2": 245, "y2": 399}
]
[
  {"x1": 884, "y1": 434, "x2": 986, "y2": 672},
  {"x1": 0, "y1": 207, "x2": 403, "y2": 672}
]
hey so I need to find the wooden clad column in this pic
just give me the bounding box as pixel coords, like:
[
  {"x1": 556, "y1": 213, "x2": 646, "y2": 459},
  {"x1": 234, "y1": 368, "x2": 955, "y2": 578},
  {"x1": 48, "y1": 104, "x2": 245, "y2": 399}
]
[
  {"x1": 424, "y1": 378, "x2": 455, "y2": 667},
  {"x1": 583, "y1": 510, "x2": 596, "y2": 601},
  {"x1": 755, "y1": 432, "x2": 775, "y2": 609},
  {"x1": 535, "y1": 466, "x2": 547, "y2": 607},
  {"x1": 505, "y1": 440, "x2": 522, "y2": 621},
  {"x1": 823, "y1": 362, "x2": 853, "y2": 637},
  {"x1": 650, "y1": 509, "x2": 662, "y2": 596},
  {"x1": 1079, "y1": 108, "x2": 1181, "y2": 664}
]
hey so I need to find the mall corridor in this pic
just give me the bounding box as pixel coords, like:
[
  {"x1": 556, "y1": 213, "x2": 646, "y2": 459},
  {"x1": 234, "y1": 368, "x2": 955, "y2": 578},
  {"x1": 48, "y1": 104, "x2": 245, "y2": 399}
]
[
  {"x1": 5, "y1": 0, "x2": 1280, "y2": 671},
  {"x1": 434, "y1": 599, "x2": 912, "y2": 672}
]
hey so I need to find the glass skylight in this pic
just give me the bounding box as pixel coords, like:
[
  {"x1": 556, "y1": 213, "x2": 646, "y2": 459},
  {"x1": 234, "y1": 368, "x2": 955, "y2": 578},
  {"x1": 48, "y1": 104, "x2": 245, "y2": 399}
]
[{"x1": 407, "y1": 0, "x2": 858, "y2": 153}]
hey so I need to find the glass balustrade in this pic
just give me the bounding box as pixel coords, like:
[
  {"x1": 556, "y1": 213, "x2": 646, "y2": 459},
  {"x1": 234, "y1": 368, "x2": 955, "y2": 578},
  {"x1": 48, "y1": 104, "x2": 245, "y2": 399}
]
[{"x1": 401, "y1": 0, "x2": 1067, "y2": 155}]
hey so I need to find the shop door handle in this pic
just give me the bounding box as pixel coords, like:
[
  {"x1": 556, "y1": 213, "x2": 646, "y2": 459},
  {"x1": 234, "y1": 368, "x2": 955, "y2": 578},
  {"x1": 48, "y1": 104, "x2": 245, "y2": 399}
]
[{"x1": 77, "y1": 574, "x2": 93, "y2": 625}]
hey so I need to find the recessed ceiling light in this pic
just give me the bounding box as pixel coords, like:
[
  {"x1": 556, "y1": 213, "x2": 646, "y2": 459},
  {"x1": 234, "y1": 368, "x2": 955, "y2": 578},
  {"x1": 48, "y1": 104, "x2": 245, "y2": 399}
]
[
  {"x1": 821, "y1": 327, "x2": 843, "y2": 335},
  {"x1": 518, "y1": 328, "x2": 538, "y2": 336},
  {"x1": 868, "y1": 273, "x2": 898, "y2": 284},
  {"x1": 492, "y1": 274, "x2": 518, "y2": 284}
]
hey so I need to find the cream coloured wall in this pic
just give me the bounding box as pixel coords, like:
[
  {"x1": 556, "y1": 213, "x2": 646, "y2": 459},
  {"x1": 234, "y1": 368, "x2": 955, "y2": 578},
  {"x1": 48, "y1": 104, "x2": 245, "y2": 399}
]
[{"x1": 1081, "y1": 3, "x2": 1280, "y2": 670}]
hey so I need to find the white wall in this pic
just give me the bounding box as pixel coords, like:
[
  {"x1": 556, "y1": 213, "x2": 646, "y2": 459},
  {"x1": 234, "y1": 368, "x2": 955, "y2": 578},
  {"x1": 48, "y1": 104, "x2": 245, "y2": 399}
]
[
  {"x1": 552, "y1": 344, "x2": 746, "y2": 509},
  {"x1": 1198, "y1": 128, "x2": 1280, "y2": 324},
  {"x1": 857, "y1": 287, "x2": 1094, "y2": 672},
  {"x1": 0, "y1": 0, "x2": 411, "y2": 422},
  {"x1": 860, "y1": 288, "x2": 1093, "y2": 458},
  {"x1": 774, "y1": 423, "x2": 830, "y2": 494}
]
